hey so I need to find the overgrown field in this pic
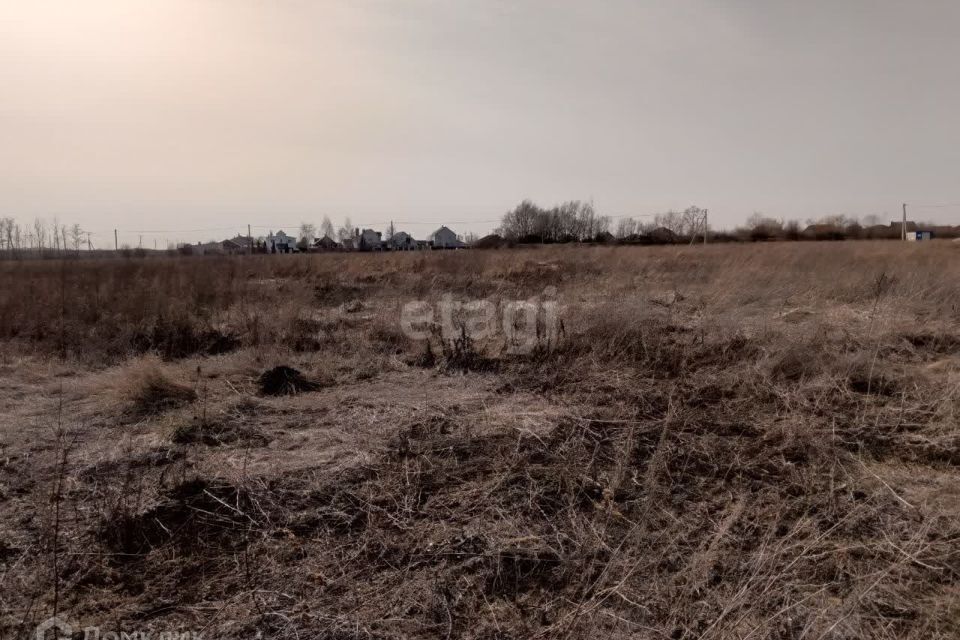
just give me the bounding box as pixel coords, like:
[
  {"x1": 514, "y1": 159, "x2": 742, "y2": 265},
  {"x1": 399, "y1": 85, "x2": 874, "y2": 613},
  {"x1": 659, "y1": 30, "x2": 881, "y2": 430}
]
[{"x1": 1, "y1": 242, "x2": 959, "y2": 639}]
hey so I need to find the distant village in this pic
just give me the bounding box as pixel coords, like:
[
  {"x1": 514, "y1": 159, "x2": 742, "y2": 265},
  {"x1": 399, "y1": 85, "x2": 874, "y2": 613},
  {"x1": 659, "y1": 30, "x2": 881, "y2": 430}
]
[
  {"x1": 1, "y1": 201, "x2": 956, "y2": 261},
  {"x1": 178, "y1": 225, "x2": 468, "y2": 256}
]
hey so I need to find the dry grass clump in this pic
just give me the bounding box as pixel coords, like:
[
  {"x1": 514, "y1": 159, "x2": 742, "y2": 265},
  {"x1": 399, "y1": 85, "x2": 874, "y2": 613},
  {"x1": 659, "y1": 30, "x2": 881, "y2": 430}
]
[
  {"x1": 131, "y1": 315, "x2": 240, "y2": 359},
  {"x1": 98, "y1": 477, "x2": 257, "y2": 556},
  {"x1": 838, "y1": 353, "x2": 926, "y2": 397},
  {"x1": 116, "y1": 358, "x2": 197, "y2": 415},
  {"x1": 257, "y1": 365, "x2": 324, "y2": 396},
  {"x1": 439, "y1": 325, "x2": 499, "y2": 372},
  {"x1": 171, "y1": 417, "x2": 269, "y2": 447},
  {"x1": 766, "y1": 341, "x2": 826, "y2": 382}
]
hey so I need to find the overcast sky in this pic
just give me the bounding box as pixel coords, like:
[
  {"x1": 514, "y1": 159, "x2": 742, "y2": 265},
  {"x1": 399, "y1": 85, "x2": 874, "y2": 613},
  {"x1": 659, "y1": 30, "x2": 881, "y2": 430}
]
[{"x1": 2, "y1": 0, "x2": 960, "y2": 245}]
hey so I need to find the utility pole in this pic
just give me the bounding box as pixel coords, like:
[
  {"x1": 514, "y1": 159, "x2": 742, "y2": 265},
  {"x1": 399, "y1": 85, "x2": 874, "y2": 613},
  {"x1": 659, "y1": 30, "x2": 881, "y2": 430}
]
[
  {"x1": 86, "y1": 232, "x2": 92, "y2": 252},
  {"x1": 248, "y1": 224, "x2": 252, "y2": 254},
  {"x1": 902, "y1": 203, "x2": 907, "y2": 241},
  {"x1": 114, "y1": 229, "x2": 118, "y2": 251},
  {"x1": 704, "y1": 209, "x2": 708, "y2": 245}
]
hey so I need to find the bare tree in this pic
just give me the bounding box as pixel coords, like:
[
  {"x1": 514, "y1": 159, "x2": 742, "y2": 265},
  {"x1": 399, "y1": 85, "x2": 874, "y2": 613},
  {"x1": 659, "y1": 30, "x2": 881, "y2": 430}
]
[
  {"x1": 862, "y1": 213, "x2": 882, "y2": 228},
  {"x1": 13, "y1": 222, "x2": 22, "y2": 256},
  {"x1": 0, "y1": 218, "x2": 10, "y2": 255},
  {"x1": 615, "y1": 218, "x2": 639, "y2": 239},
  {"x1": 497, "y1": 200, "x2": 539, "y2": 241},
  {"x1": 745, "y1": 212, "x2": 784, "y2": 241},
  {"x1": 679, "y1": 206, "x2": 705, "y2": 238},
  {"x1": 298, "y1": 222, "x2": 316, "y2": 250},
  {"x1": 69, "y1": 224, "x2": 83, "y2": 254},
  {"x1": 34, "y1": 218, "x2": 46, "y2": 256},
  {"x1": 337, "y1": 217, "x2": 354, "y2": 241},
  {"x1": 320, "y1": 216, "x2": 335, "y2": 240},
  {"x1": 497, "y1": 200, "x2": 609, "y2": 242}
]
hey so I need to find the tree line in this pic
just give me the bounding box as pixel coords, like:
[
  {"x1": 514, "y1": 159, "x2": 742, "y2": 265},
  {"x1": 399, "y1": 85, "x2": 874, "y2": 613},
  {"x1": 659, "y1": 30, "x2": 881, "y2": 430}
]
[
  {"x1": 493, "y1": 201, "x2": 957, "y2": 245},
  {"x1": 0, "y1": 217, "x2": 88, "y2": 257},
  {"x1": 495, "y1": 200, "x2": 612, "y2": 243},
  {"x1": 494, "y1": 201, "x2": 708, "y2": 244}
]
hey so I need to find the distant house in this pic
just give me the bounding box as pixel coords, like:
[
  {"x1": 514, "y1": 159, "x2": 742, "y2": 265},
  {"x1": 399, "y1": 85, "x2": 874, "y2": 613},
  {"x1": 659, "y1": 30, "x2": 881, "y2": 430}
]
[
  {"x1": 181, "y1": 241, "x2": 225, "y2": 256},
  {"x1": 473, "y1": 234, "x2": 506, "y2": 249},
  {"x1": 265, "y1": 230, "x2": 297, "y2": 253},
  {"x1": 864, "y1": 224, "x2": 895, "y2": 239},
  {"x1": 222, "y1": 235, "x2": 253, "y2": 255},
  {"x1": 386, "y1": 231, "x2": 417, "y2": 251},
  {"x1": 340, "y1": 237, "x2": 357, "y2": 251},
  {"x1": 907, "y1": 230, "x2": 933, "y2": 241},
  {"x1": 430, "y1": 226, "x2": 466, "y2": 249},
  {"x1": 313, "y1": 235, "x2": 341, "y2": 251},
  {"x1": 357, "y1": 228, "x2": 383, "y2": 251}
]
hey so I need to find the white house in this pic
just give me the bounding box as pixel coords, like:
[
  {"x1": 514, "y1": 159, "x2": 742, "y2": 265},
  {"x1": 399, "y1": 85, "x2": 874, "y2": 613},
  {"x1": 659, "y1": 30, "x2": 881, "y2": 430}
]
[
  {"x1": 907, "y1": 230, "x2": 933, "y2": 241},
  {"x1": 430, "y1": 226, "x2": 466, "y2": 249},
  {"x1": 265, "y1": 230, "x2": 297, "y2": 253}
]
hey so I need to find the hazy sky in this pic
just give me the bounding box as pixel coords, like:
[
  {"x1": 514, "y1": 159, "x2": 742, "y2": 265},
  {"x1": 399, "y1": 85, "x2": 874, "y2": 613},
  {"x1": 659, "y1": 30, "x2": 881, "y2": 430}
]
[{"x1": 3, "y1": 0, "x2": 960, "y2": 245}]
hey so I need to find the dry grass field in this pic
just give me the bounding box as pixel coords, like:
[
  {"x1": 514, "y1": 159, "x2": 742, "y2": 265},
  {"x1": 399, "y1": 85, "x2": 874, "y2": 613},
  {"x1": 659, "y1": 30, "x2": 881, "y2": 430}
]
[{"x1": 1, "y1": 241, "x2": 959, "y2": 639}]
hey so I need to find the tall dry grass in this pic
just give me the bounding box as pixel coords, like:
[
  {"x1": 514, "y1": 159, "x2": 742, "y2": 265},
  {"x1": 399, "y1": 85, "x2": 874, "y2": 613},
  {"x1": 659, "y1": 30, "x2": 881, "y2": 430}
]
[{"x1": 1, "y1": 241, "x2": 958, "y2": 364}]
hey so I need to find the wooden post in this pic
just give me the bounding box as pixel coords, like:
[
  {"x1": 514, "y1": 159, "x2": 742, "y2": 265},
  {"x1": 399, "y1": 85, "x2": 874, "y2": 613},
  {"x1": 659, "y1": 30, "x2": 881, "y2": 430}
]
[
  {"x1": 114, "y1": 229, "x2": 118, "y2": 251},
  {"x1": 902, "y1": 203, "x2": 907, "y2": 240}
]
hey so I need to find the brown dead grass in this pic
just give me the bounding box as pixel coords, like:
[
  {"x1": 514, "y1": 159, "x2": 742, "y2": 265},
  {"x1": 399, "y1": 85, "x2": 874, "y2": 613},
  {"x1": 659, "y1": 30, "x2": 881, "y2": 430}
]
[
  {"x1": 115, "y1": 356, "x2": 197, "y2": 416},
  {"x1": 1, "y1": 242, "x2": 959, "y2": 639}
]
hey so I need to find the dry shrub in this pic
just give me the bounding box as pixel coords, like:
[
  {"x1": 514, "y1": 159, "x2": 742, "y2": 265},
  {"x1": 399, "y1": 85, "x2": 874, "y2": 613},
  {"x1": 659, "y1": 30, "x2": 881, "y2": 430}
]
[
  {"x1": 440, "y1": 325, "x2": 498, "y2": 372},
  {"x1": 98, "y1": 478, "x2": 257, "y2": 555},
  {"x1": 257, "y1": 365, "x2": 324, "y2": 396},
  {"x1": 117, "y1": 357, "x2": 197, "y2": 415},
  {"x1": 131, "y1": 315, "x2": 240, "y2": 359}
]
